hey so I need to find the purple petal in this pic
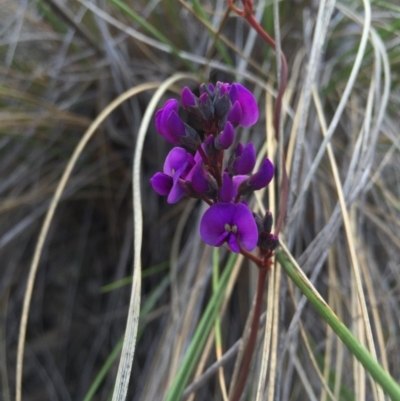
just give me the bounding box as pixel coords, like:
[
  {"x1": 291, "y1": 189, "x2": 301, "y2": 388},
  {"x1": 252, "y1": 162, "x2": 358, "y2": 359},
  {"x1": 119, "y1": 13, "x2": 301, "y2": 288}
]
[
  {"x1": 235, "y1": 143, "x2": 244, "y2": 157},
  {"x1": 232, "y1": 203, "x2": 258, "y2": 251},
  {"x1": 167, "y1": 178, "x2": 187, "y2": 204},
  {"x1": 232, "y1": 175, "x2": 248, "y2": 198},
  {"x1": 155, "y1": 99, "x2": 179, "y2": 143},
  {"x1": 155, "y1": 109, "x2": 164, "y2": 135},
  {"x1": 163, "y1": 147, "x2": 189, "y2": 178},
  {"x1": 249, "y1": 158, "x2": 274, "y2": 189},
  {"x1": 215, "y1": 122, "x2": 234, "y2": 150},
  {"x1": 181, "y1": 87, "x2": 196, "y2": 108},
  {"x1": 216, "y1": 81, "x2": 229, "y2": 96},
  {"x1": 150, "y1": 173, "x2": 172, "y2": 196},
  {"x1": 233, "y1": 143, "x2": 256, "y2": 174},
  {"x1": 229, "y1": 83, "x2": 259, "y2": 127},
  {"x1": 165, "y1": 110, "x2": 185, "y2": 143},
  {"x1": 200, "y1": 203, "x2": 237, "y2": 247},
  {"x1": 219, "y1": 173, "x2": 234, "y2": 202},
  {"x1": 227, "y1": 234, "x2": 240, "y2": 253},
  {"x1": 189, "y1": 162, "x2": 209, "y2": 194},
  {"x1": 227, "y1": 100, "x2": 242, "y2": 126}
]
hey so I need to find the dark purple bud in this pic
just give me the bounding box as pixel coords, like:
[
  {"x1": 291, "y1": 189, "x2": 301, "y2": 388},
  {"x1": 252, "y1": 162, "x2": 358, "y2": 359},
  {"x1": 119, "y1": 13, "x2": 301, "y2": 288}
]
[
  {"x1": 200, "y1": 202, "x2": 258, "y2": 253},
  {"x1": 232, "y1": 143, "x2": 256, "y2": 175},
  {"x1": 263, "y1": 210, "x2": 273, "y2": 234},
  {"x1": 179, "y1": 123, "x2": 202, "y2": 150},
  {"x1": 214, "y1": 122, "x2": 234, "y2": 150},
  {"x1": 203, "y1": 135, "x2": 216, "y2": 156},
  {"x1": 258, "y1": 233, "x2": 279, "y2": 251},
  {"x1": 181, "y1": 86, "x2": 196, "y2": 108},
  {"x1": 253, "y1": 212, "x2": 264, "y2": 234},
  {"x1": 214, "y1": 92, "x2": 231, "y2": 120},
  {"x1": 229, "y1": 83, "x2": 259, "y2": 127},
  {"x1": 198, "y1": 93, "x2": 214, "y2": 121},
  {"x1": 199, "y1": 83, "x2": 214, "y2": 97},
  {"x1": 219, "y1": 173, "x2": 234, "y2": 202}
]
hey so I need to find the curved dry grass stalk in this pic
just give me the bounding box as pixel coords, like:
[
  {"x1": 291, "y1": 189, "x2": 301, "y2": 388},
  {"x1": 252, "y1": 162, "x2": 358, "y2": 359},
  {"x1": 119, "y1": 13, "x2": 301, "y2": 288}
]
[
  {"x1": 15, "y1": 82, "x2": 160, "y2": 401},
  {"x1": 111, "y1": 73, "x2": 198, "y2": 401},
  {"x1": 312, "y1": 85, "x2": 384, "y2": 401},
  {"x1": 289, "y1": 0, "x2": 372, "y2": 221},
  {"x1": 288, "y1": 0, "x2": 337, "y2": 213},
  {"x1": 254, "y1": 86, "x2": 276, "y2": 401}
]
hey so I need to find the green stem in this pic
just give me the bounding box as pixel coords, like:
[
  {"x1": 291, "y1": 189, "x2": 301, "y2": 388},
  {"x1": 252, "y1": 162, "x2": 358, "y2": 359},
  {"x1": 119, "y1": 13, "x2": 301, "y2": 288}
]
[{"x1": 276, "y1": 251, "x2": 400, "y2": 401}]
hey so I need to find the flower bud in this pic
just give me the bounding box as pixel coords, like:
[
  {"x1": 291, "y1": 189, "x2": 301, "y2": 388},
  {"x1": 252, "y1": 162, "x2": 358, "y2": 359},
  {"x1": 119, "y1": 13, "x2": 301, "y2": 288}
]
[
  {"x1": 214, "y1": 122, "x2": 234, "y2": 150},
  {"x1": 238, "y1": 158, "x2": 274, "y2": 195},
  {"x1": 229, "y1": 143, "x2": 256, "y2": 175},
  {"x1": 179, "y1": 123, "x2": 202, "y2": 150},
  {"x1": 181, "y1": 86, "x2": 196, "y2": 108},
  {"x1": 262, "y1": 210, "x2": 273, "y2": 234},
  {"x1": 258, "y1": 233, "x2": 279, "y2": 251},
  {"x1": 198, "y1": 93, "x2": 214, "y2": 121}
]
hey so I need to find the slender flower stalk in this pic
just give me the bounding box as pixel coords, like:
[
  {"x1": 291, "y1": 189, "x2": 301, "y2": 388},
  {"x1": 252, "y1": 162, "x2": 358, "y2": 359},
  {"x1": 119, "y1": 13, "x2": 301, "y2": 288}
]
[
  {"x1": 227, "y1": 0, "x2": 289, "y2": 234},
  {"x1": 218, "y1": 4, "x2": 289, "y2": 399}
]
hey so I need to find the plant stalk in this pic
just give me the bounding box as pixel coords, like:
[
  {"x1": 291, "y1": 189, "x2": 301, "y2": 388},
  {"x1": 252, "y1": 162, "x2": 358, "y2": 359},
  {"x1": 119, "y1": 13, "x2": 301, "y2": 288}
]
[{"x1": 230, "y1": 266, "x2": 268, "y2": 401}]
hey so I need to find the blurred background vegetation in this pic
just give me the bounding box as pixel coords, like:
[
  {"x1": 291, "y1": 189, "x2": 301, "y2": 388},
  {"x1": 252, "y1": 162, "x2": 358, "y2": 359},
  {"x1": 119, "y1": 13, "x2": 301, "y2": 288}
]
[{"x1": 1, "y1": 0, "x2": 400, "y2": 400}]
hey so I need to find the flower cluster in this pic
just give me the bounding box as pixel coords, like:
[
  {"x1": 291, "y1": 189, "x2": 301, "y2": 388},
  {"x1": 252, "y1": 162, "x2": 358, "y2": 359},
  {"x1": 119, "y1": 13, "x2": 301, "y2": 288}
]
[{"x1": 150, "y1": 82, "x2": 278, "y2": 255}]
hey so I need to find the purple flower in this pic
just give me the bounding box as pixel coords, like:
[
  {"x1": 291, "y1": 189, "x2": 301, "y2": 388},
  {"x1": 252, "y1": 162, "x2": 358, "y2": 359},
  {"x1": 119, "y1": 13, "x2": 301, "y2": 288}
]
[
  {"x1": 200, "y1": 203, "x2": 258, "y2": 253},
  {"x1": 227, "y1": 83, "x2": 259, "y2": 127},
  {"x1": 150, "y1": 147, "x2": 194, "y2": 203},
  {"x1": 155, "y1": 99, "x2": 186, "y2": 144}
]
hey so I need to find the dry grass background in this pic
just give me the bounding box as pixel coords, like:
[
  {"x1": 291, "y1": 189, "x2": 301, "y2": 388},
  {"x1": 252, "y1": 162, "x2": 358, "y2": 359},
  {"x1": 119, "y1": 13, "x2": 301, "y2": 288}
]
[{"x1": 1, "y1": 0, "x2": 400, "y2": 400}]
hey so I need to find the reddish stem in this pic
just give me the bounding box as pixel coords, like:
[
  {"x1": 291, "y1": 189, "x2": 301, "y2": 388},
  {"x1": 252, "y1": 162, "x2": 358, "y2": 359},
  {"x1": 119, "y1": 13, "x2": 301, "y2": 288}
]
[
  {"x1": 226, "y1": 2, "x2": 288, "y2": 400},
  {"x1": 228, "y1": 0, "x2": 289, "y2": 234},
  {"x1": 230, "y1": 265, "x2": 268, "y2": 401},
  {"x1": 197, "y1": 145, "x2": 209, "y2": 164}
]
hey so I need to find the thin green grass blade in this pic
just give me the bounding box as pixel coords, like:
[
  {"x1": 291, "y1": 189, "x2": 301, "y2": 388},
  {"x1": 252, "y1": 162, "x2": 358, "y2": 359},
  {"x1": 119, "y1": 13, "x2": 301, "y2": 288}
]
[
  {"x1": 276, "y1": 250, "x2": 400, "y2": 401},
  {"x1": 82, "y1": 337, "x2": 124, "y2": 401},
  {"x1": 106, "y1": 0, "x2": 195, "y2": 71},
  {"x1": 212, "y1": 248, "x2": 223, "y2": 360},
  {"x1": 165, "y1": 252, "x2": 237, "y2": 401},
  {"x1": 100, "y1": 262, "x2": 169, "y2": 293}
]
